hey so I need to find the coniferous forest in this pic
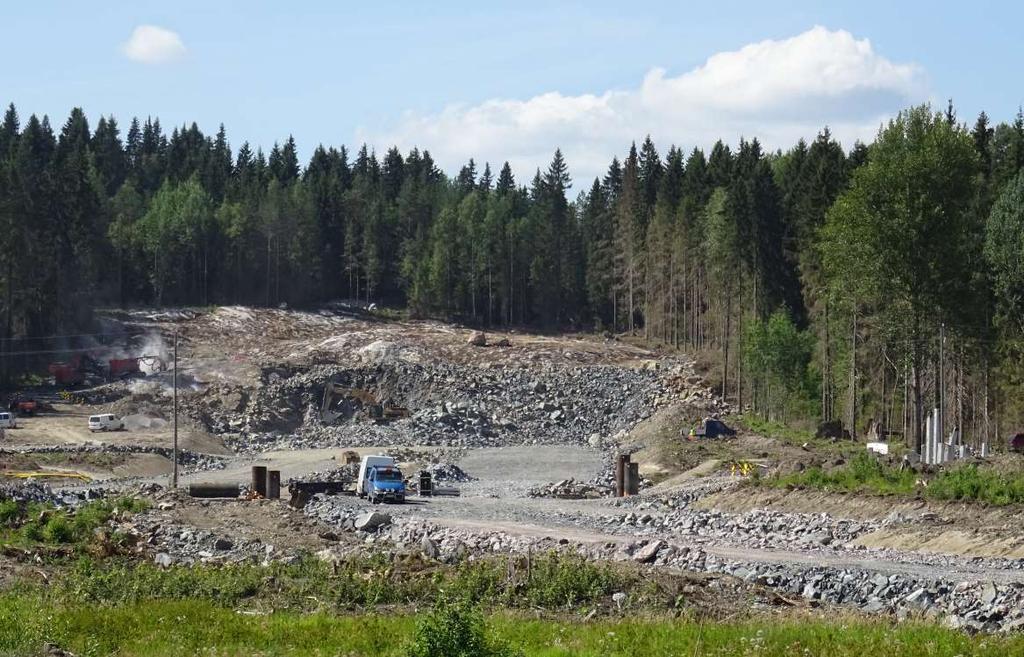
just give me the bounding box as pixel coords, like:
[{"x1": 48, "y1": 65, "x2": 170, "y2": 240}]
[{"x1": 1, "y1": 101, "x2": 1024, "y2": 449}]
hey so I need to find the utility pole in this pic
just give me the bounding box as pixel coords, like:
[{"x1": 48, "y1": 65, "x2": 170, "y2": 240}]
[
  {"x1": 172, "y1": 329, "x2": 179, "y2": 489},
  {"x1": 850, "y1": 311, "x2": 858, "y2": 438},
  {"x1": 939, "y1": 322, "x2": 945, "y2": 445}
]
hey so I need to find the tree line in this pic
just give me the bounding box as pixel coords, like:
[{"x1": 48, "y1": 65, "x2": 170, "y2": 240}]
[{"x1": 1, "y1": 101, "x2": 1023, "y2": 450}]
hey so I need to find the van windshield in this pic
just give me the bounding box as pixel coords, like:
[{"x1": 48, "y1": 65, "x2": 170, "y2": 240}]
[
  {"x1": 89, "y1": 416, "x2": 101, "y2": 422},
  {"x1": 374, "y1": 469, "x2": 402, "y2": 482}
]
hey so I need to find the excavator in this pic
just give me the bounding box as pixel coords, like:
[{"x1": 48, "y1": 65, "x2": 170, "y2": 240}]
[{"x1": 319, "y1": 382, "x2": 409, "y2": 424}]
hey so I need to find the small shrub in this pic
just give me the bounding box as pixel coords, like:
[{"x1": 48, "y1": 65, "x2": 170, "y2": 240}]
[
  {"x1": 0, "y1": 499, "x2": 22, "y2": 526},
  {"x1": 522, "y1": 553, "x2": 619, "y2": 608},
  {"x1": 42, "y1": 515, "x2": 75, "y2": 544},
  {"x1": 406, "y1": 594, "x2": 521, "y2": 657}
]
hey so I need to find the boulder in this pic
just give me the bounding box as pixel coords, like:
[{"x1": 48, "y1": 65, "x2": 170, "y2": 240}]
[
  {"x1": 154, "y1": 552, "x2": 175, "y2": 568},
  {"x1": 421, "y1": 536, "x2": 440, "y2": 559},
  {"x1": 633, "y1": 540, "x2": 664, "y2": 563},
  {"x1": 354, "y1": 511, "x2": 392, "y2": 532},
  {"x1": 467, "y1": 332, "x2": 487, "y2": 347}
]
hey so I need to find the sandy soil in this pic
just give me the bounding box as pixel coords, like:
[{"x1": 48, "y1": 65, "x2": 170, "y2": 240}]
[{"x1": 3, "y1": 403, "x2": 228, "y2": 456}]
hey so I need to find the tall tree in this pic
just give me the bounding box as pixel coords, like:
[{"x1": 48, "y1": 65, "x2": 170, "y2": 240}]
[{"x1": 822, "y1": 105, "x2": 980, "y2": 450}]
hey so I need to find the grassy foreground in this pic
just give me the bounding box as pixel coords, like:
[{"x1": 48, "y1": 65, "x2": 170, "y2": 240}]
[
  {"x1": 762, "y1": 451, "x2": 1024, "y2": 506},
  {"x1": 1, "y1": 596, "x2": 1020, "y2": 657}
]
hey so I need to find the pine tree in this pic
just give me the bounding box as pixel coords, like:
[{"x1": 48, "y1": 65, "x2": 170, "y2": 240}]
[
  {"x1": 456, "y1": 159, "x2": 477, "y2": 195},
  {"x1": 496, "y1": 162, "x2": 515, "y2": 196},
  {"x1": 613, "y1": 147, "x2": 642, "y2": 332},
  {"x1": 478, "y1": 162, "x2": 493, "y2": 192},
  {"x1": 91, "y1": 116, "x2": 127, "y2": 196}
]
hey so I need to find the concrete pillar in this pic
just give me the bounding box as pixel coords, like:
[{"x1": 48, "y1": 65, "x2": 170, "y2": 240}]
[
  {"x1": 267, "y1": 470, "x2": 281, "y2": 499},
  {"x1": 626, "y1": 462, "x2": 640, "y2": 496},
  {"x1": 188, "y1": 483, "x2": 240, "y2": 498},
  {"x1": 616, "y1": 454, "x2": 630, "y2": 497},
  {"x1": 252, "y1": 465, "x2": 268, "y2": 498}
]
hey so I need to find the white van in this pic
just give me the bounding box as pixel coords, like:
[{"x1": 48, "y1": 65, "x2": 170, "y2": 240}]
[
  {"x1": 0, "y1": 412, "x2": 17, "y2": 429},
  {"x1": 88, "y1": 414, "x2": 124, "y2": 432},
  {"x1": 356, "y1": 455, "x2": 396, "y2": 498}
]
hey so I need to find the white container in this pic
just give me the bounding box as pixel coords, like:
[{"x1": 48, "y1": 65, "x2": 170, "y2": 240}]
[{"x1": 357, "y1": 455, "x2": 396, "y2": 497}]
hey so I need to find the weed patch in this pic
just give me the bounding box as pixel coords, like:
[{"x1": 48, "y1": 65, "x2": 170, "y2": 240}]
[{"x1": 764, "y1": 453, "x2": 1024, "y2": 507}]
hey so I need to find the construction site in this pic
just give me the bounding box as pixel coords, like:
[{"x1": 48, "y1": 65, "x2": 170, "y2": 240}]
[{"x1": 2, "y1": 303, "x2": 1024, "y2": 642}]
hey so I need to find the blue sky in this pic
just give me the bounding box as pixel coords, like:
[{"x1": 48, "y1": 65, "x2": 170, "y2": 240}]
[{"x1": 2, "y1": 1, "x2": 1022, "y2": 183}]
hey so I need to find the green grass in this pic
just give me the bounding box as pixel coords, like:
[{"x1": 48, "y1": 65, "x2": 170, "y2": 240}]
[
  {"x1": 736, "y1": 413, "x2": 861, "y2": 456},
  {"x1": 0, "y1": 497, "x2": 149, "y2": 552},
  {"x1": 47, "y1": 552, "x2": 633, "y2": 613},
  {"x1": 0, "y1": 595, "x2": 1018, "y2": 657},
  {"x1": 927, "y1": 465, "x2": 1024, "y2": 506},
  {"x1": 765, "y1": 453, "x2": 1024, "y2": 506},
  {"x1": 769, "y1": 452, "x2": 917, "y2": 496}
]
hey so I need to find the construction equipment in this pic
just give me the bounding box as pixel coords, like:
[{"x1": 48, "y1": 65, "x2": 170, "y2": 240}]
[
  {"x1": 320, "y1": 383, "x2": 409, "y2": 423},
  {"x1": 48, "y1": 354, "x2": 103, "y2": 386},
  {"x1": 8, "y1": 398, "x2": 38, "y2": 416},
  {"x1": 108, "y1": 357, "x2": 141, "y2": 379},
  {"x1": 419, "y1": 471, "x2": 433, "y2": 497},
  {"x1": 49, "y1": 361, "x2": 86, "y2": 385},
  {"x1": 288, "y1": 481, "x2": 353, "y2": 508},
  {"x1": 693, "y1": 417, "x2": 736, "y2": 439}
]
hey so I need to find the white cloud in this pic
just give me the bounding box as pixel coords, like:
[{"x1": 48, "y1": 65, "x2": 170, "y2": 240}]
[
  {"x1": 360, "y1": 26, "x2": 928, "y2": 185},
  {"x1": 122, "y1": 25, "x2": 187, "y2": 64}
]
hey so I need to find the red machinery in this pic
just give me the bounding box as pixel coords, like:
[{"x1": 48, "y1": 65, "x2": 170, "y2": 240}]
[
  {"x1": 7, "y1": 398, "x2": 39, "y2": 416},
  {"x1": 108, "y1": 358, "x2": 141, "y2": 379},
  {"x1": 49, "y1": 357, "x2": 87, "y2": 385}
]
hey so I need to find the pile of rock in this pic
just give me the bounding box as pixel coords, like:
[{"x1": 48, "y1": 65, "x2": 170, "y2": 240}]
[
  {"x1": 660, "y1": 365, "x2": 732, "y2": 414},
  {"x1": 0, "y1": 482, "x2": 108, "y2": 507},
  {"x1": 528, "y1": 478, "x2": 610, "y2": 499},
  {"x1": 0, "y1": 481, "x2": 163, "y2": 508},
  {"x1": 288, "y1": 462, "x2": 358, "y2": 485},
  {"x1": 5, "y1": 444, "x2": 227, "y2": 473},
  {"x1": 603, "y1": 507, "x2": 878, "y2": 552},
  {"x1": 613, "y1": 540, "x2": 1024, "y2": 633},
  {"x1": 214, "y1": 360, "x2": 667, "y2": 452},
  {"x1": 417, "y1": 462, "x2": 474, "y2": 482}
]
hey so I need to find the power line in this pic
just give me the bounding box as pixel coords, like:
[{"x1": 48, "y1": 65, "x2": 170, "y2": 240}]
[
  {"x1": 0, "y1": 346, "x2": 121, "y2": 357},
  {"x1": 0, "y1": 330, "x2": 134, "y2": 343}
]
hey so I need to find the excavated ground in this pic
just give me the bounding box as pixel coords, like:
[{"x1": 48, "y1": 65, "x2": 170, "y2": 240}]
[{"x1": 5, "y1": 305, "x2": 1024, "y2": 633}]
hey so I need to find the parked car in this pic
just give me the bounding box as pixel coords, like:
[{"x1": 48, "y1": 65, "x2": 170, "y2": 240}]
[
  {"x1": 88, "y1": 414, "x2": 124, "y2": 432},
  {"x1": 0, "y1": 411, "x2": 16, "y2": 429}
]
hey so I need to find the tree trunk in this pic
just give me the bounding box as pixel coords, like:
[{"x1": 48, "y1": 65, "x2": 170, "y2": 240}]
[
  {"x1": 722, "y1": 292, "x2": 731, "y2": 400},
  {"x1": 912, "y1": 320, "x2": 924, "y2": 454},
  {"x1": 850, "y1": 310, "x2": 858, "y2": 438}
]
